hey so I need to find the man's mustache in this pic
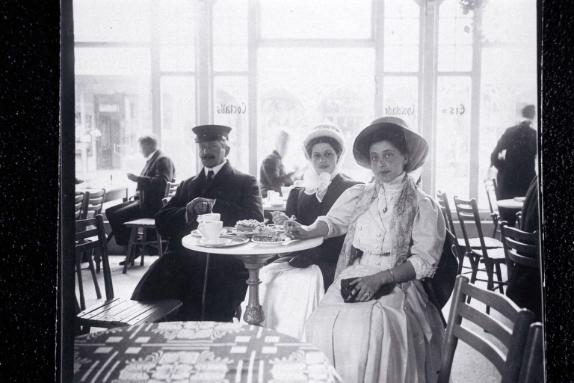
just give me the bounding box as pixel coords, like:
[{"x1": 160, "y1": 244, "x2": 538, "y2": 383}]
[{"x1": 201, "y1": 155, "x2": 215, "y2": 160}]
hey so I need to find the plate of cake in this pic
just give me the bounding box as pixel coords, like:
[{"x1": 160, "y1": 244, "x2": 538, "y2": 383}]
[{"x1": 234, "y1": 219, "x2": 265, "y2": 236}]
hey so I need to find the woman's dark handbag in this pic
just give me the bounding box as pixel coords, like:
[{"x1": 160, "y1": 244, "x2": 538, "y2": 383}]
[
  {"x1": 341, "y1": 277, "x2": 396, "y2": 303},
  {"x1": 421, "y1": 230, "x2": 458, "y2": 325}
]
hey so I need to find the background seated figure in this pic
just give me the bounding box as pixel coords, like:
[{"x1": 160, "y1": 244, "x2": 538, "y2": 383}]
[
  {"x1": 286, "y1": 117, "x2": 446, "y2": 383},
  {"x1": 131, "y1": 125, "x2": 263, "y2": 321},
  {"x1": 106, "y1": 134, "x2": 175, "y2": 259},
  {"x1": 239, "y1": 124, "x2": 360, "y2": 339},
  {"x1": 259, "y1": 130, "x2": 295, "y2": 198}
]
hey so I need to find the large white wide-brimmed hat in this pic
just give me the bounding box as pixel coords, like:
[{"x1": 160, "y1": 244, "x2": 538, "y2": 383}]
[{"x1": 353, "y1": 116, "x2": 428, "y2": 172}]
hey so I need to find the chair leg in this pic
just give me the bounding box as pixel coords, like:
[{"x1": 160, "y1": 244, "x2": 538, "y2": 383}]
[
  {"x1": 87, "y1": 254, "x2": 101, "y2": 299},
  {"x1": 124, "y1": 227, "x2": 137, "y2": 274},
  {"x1": 140, "y1": 228, "x2": 146, "y2": 267},
  {"x1": 156, "y1": 230, "x2": 163, "y2": 257},
  {"x1": 93, "y1": 248, "x2": 101, "y2": 273},
  {"x1": 495, "y1": 263, "x2": 504, "y2": 294},
  {"x1": 75, "y1": 255, "x2": 86, "y2": 311}
]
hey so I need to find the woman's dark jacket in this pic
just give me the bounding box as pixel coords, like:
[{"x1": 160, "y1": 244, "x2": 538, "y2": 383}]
[{"x1": 285, "y1": 173, "x2": 361, "y2": 289}]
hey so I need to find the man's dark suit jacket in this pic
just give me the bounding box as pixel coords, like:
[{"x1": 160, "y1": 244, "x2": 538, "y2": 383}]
[
  {"x1": 132, "y1": 161, "x2": 263, "y2": 321},
  {"x1": 137, "y1": 150, "x2": 176, "y2": 215},
  {"x1": 490, "y1": 121, "x2": 537, "y2": 200}
]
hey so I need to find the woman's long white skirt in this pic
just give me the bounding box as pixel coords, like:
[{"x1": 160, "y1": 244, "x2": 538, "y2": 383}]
[{"x1": 305, "y1": 264, "x2": 444, "y2": 383}]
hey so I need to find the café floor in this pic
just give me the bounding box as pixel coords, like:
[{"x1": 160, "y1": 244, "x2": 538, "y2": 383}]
[{"x1": 77, "y1": 253, "x2": 507, "y2": 383}]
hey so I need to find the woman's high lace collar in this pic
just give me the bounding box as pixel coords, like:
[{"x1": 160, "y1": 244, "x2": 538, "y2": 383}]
[{"x1": 376, "y1": 172, "x2": 406, "y2": 193}]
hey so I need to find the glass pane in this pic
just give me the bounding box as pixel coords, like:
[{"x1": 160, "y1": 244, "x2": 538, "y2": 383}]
[
  {"x1": 382, "y1": 76, "x2": 419, "y2": 133},
  {"x1": 214, "y1": 77, "x2": 250, "y2": 173},
  {"x1": 161, "y1": 76, "x2": 197, "y2": 181},
  {"x1": 75, "y1": 76, "x2": 152, "y2": 186},
  {"x1": 383, "y1": 0, "x2": 420, "y2": 72},
  {"x1": 260, "y1": 0, "x2": 372, "y2": 39},
  {"x1": 438, "y1": 0, "x2": 474, "y2": 72},
  {"x1": 75, "y1": 47, "x2": 151, "y2": 76},
  {"x1": 258, "y1": 47, "x2": 375, "y2": 183},
  {"x1": 160, "y1": 46, "x2": 195, "y2": 72},
  {"x1": 158, "y1": 0, "x2": 196, "y2": 44},
  {"x1": 478, "y1": 0, "x2": 537, "y2": 208},
  {"x1": 74, "y1": 0, "x2": 151, "y2": 42},
  {"x1": 213, "y1": 0, "x2": 248, "y2": 72},
  {"x1": 435, "y1": 76, "x2": 472, "y2": 200}
]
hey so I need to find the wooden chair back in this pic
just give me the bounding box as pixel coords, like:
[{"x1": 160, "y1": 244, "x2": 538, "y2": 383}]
[
  {"x1": 500, "y1": 221, "x2": 539, "y2": 273},
  {"x1": 484, "y1": 178, "x2": 500, "y2": 216},
  {"x1": 75, "y1": 215, "x2": 113, "y2": 299},
  {"x1": 518, "y1": 322, "x2": 545, "y2": 383},
  {"x1": 84, "y1": 189, "x2": 106, "y2": 218},
  {"x1": 75, "y1": 191, "x2": 88, "y2": 219},
  {"x1": 438, "y1": 275, "x2": 536, "y2": 383},
  {"x1": 437, "y1": 191, "x2": 457, "y2": 236},
  {"x1": 162, "y1": 181, "x2": 180, "y2": 207},
  {"x1": 453, "y1": 196, "x2": 489, "y2": 258}
]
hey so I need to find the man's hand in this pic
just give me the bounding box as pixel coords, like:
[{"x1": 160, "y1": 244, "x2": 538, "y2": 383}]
[
  {"x1": 186, "y1": 197, "x2": 216, "y2": 216},
  {"x1": 348, "y1": 273, "x2": 386, "y2": 302},
  {"x1": 127, "y1": 173, "x2": 140, "y2": 182}
]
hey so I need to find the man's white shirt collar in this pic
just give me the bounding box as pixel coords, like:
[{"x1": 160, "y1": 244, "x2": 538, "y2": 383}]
[
  {"x1": 204, "y1": 159, "x2": 227, "y2": 177},
  {"x1": 145, "y1": 150, "x2": 158, "y2": 161}
]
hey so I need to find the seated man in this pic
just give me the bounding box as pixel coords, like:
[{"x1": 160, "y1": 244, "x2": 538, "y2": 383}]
[
  {"x1": 106, "y1": 135, "x2": 175, "y2": 261},
  {"x1": 259, "y1": 130, "x2": 294, "y2": 198},
  {"x1": 131, "y1": 125, "x2": 263, "y2": 322}
]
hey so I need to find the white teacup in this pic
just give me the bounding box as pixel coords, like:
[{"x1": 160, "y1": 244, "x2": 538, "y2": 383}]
[
  {"x1": 197, "y1": 213, "x2": 221, "y2": 223},
  {"x1": 198, "y1": 220, "x2": 223, "y2": 244}
]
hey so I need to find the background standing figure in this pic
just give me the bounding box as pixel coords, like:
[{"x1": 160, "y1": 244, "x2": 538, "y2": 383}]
[
  {"x1": 106, "y1": 135, "x2": 175, "y2": 259},
  {"x1": 259, "y1": 130, "x2": 295, "y2": 198},
  {"x1": 490, "y1": 104, "x2": 537, "y2": 201}
]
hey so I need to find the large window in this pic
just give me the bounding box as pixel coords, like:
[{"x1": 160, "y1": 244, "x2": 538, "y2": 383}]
[{"x1": 74, "y1": 0, "x2": 537, "y2": 208}]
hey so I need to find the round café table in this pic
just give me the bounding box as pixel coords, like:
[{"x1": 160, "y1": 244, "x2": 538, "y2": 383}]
[
  {"x1": 74, "y1": 321, "x2": 342, "y2": 383},
  {"x1": 182, "y1": 234, "x2": 323, "y2": 326},
  {"x1": 497, "y1": 197, "x2": 525, "y2": 211}
]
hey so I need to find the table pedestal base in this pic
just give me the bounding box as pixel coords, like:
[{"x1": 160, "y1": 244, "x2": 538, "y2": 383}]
[{"x1": 238, "y1": 254, "x2": 277, "y2": 326}]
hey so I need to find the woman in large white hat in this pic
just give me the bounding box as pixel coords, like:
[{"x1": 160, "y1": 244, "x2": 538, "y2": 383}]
[
  {"x1": 286, "y1": 116, "x2": 446, "y2": 383},
  {"x1": 238, "y1": 123, "x2": 361, "y2": 340}
]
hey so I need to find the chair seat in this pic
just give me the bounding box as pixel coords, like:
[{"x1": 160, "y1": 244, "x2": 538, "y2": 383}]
[
  {"x1": 478, "y1": 247, "x2": 507, "y2": 261},
  {"x1": 124, "y1": 218, "x2": 157, "y2": 228},
  {"x1": 458, "y1": 237, "x2": 503, "y2": 249},
  {"x1": 77, "y1": 298, "x2": 182, "y2": 328}
]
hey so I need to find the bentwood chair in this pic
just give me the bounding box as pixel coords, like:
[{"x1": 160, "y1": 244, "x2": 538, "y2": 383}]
[
  {"x1": 499, "y1": 221, "x2": 539, "y2": 287},
  {"x1": 437, "y1": 191, "x2": 502, "y2": 250},
  {"x1": 75, "y1": 215, "x2": 181, "y2": 333},
  {"x1": 83, "y1": 189, "x2": 106, "y2": 272},
  {"x1": 75, "y1": 191, "x2": 88, "y2": 220},
  {"x1": 122, "y1": 181, "x2": 177, "y2": 273},
  {"x1": 484, "y1": 178, "x2": 501, "y2": 237},
  {"x1": 453, "y1": 197, "x2": 507, "y2": 299},
  {"x1": 75, "y1": 209, "x2": 102, "y2": 309},
  {"x1": 161, "y1": 180, "x2": 180, "y2": 207},
  {"x1": 437, "y1": 275, "x2": 536, "y2": 383},
  {"x1": 518, "y1": 322, "x2": 545, "y2": 383}
]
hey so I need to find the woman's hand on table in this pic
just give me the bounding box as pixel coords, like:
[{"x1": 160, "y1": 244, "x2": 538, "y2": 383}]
[
  {"x1": 270, "y1": 211, "x2": 289, "y2": 225},
  {"x1": 284, "y1": 220, "x2": 313, "y2": 240}
]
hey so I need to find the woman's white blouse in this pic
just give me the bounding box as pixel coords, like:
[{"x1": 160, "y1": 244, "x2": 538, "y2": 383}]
[{"x1": 316, "y1": 182, "x2": 446, "y2": 279}]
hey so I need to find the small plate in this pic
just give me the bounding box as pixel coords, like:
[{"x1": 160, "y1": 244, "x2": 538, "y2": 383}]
[{"x1": 198, "y1": 237, "x2": 249, "y2": 248}]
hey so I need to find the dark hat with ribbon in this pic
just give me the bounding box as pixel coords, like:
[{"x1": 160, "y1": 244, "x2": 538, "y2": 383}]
[
  {"x1": 192, "y1": 125, "x2": 232, "y2": 143},
  {"x1": 353, "y1": 116, "x2": 428, "y2": 172}
]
